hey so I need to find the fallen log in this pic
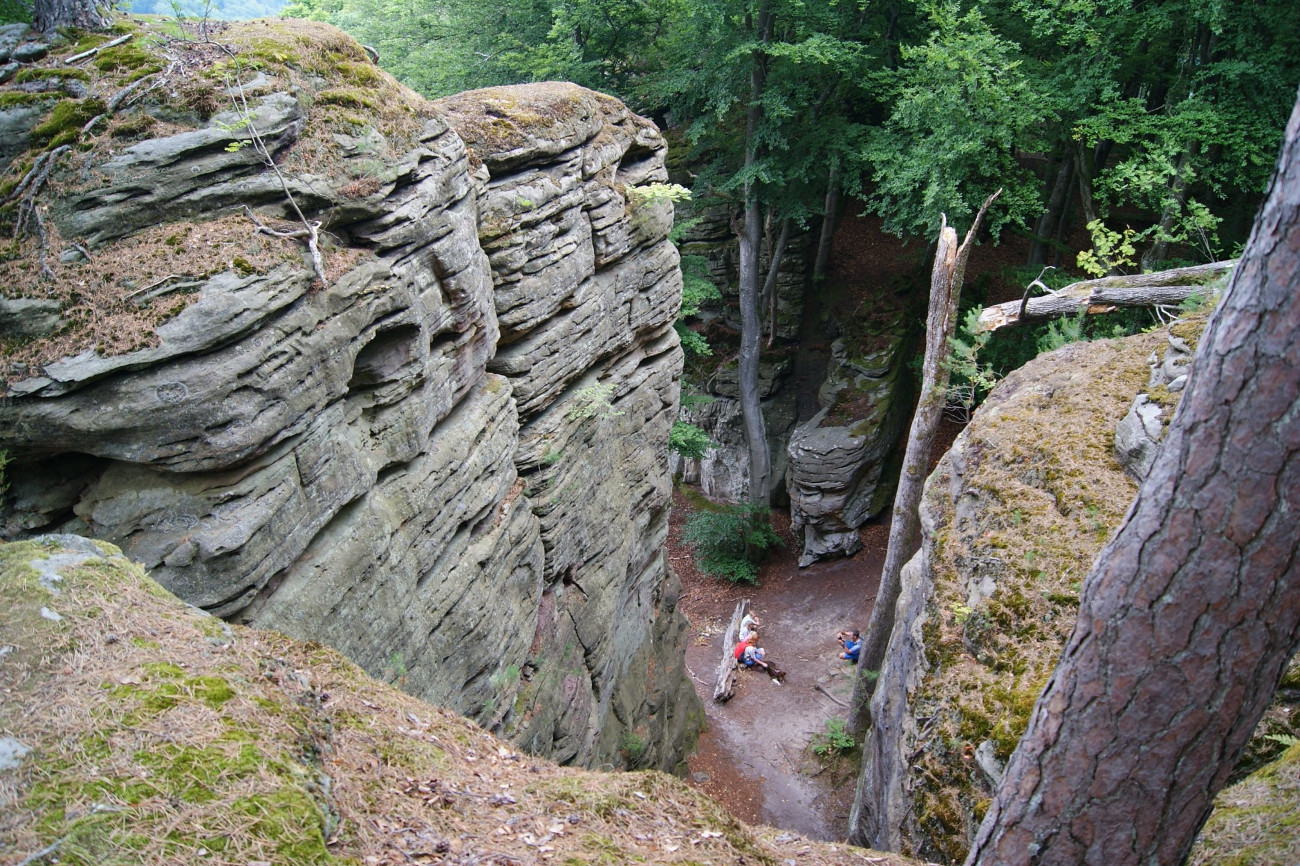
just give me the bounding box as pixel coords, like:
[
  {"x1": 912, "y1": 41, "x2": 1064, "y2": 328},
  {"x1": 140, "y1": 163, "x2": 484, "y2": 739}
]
[
  {"x1": 713, "y1": 599, "x2": 748, "y2": 702},
  {"x1": 976, "y1": 260, "x2": 1235, "y2": 333}
]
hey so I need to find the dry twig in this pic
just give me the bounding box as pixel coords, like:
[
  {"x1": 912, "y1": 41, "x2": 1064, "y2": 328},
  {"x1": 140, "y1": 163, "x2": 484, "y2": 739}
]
[
  {"x1": 64, "y1": 33, "x2": 132, "y2": 64},
  {"x1": 217, "y1": 44, "x2": 328, "y2": 288}
]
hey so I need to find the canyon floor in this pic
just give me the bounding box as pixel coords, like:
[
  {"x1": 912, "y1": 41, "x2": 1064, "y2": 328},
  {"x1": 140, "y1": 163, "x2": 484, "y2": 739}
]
[
  {"x1": 670, "y1": 489, "x2": 886, "y2": 842},
  {"x1": 669, "y1": 412, "x2": 966, "y2": 842}
]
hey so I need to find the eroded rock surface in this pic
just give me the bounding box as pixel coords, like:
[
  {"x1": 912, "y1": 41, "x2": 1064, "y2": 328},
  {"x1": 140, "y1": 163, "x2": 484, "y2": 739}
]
[
  {"x1": 0, "y1": 28, "x2": 698, "y2": 773},
  {"x1": 670, "y1": 356, "x2": 798, "y2": 504},
  {"x1": 787, "y1": 332, "x2": 910, "y2": 566},
  {"x1": 1113, "y1": 319, "x2": 1203, "y2": 480}
]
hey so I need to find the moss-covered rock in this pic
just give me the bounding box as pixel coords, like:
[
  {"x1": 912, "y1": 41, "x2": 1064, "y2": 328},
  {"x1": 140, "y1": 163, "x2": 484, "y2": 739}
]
[
  {"x1": 858, "y1": 330, "x2": 1163, "y2": 862},
  {"x1": 0, "y1": 537, "x2": 918, "y2": 866},
  {"x1": 1190, "y1": 743, "x2": 1300, "y2": 866}
]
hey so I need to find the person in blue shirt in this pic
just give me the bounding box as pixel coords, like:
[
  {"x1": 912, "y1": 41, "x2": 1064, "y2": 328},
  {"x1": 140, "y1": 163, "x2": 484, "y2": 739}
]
[{"x1": 838, "y1": 629, "x2": 861, "y2": 663}]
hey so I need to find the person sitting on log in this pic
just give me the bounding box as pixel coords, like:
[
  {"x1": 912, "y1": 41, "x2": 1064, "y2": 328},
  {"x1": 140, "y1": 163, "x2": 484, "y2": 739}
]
[{"x1": 738, "y1": 612, "x2": 760, "y2": 642}]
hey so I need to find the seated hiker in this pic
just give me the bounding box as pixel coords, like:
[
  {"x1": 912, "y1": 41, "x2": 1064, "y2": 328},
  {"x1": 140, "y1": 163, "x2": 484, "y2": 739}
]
[
  {"x1": 736, "y1": 634, "x2": 770, "y2": 671},
  {"x1": 738, "y1": 612, "x2": 760, "y2": 643},
  {"x1": 838, "y1": 629, "x2": 861, "y2": 663}
]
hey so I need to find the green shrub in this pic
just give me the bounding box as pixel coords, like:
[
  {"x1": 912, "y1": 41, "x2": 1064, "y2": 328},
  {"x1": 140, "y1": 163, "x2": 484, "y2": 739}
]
[
  {"x1": 676, "y1": 323, "x2": 711, "y2": 358},
  {"x1": 669, "y1": 421, "x2": 712, "y2": 460},
  {"x1": 811, "y1": 718, "x2": 855, "y2": 756},
  {"x1": 683, "y1": 502, "x2": 782, "y2": 584}
]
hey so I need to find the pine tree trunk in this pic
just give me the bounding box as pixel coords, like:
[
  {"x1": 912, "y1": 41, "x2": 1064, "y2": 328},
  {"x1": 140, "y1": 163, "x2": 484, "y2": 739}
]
[
  {"x1": 845, "y1": 191, "x2": 1000, "y2": 741},
  {"x1": 966, "y1": 90, "x2": 1300, "y2": 866},
  {"x1": 34, "y1": 0, "x2": 112, "y2": 32}
]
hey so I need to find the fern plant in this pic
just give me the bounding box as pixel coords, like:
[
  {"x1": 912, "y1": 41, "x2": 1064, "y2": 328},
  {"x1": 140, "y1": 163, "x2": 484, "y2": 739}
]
[{"x1": 811, "y1": 718, "x2": 856, "y2": 756}]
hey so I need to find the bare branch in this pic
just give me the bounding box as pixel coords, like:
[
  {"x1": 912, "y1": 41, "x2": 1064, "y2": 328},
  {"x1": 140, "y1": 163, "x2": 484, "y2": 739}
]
[
  {"x1": 64, "y1": 33, "x2": 132, "y2": 65},
  {"x1": 217, "y1": 45, "x2": 328, "y2": 288}
]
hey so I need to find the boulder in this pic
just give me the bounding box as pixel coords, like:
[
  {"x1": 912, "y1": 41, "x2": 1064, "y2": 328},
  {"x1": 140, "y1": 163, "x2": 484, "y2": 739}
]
[
  {"x1": 853, "y1": 333, "x2": 1160, "y2": 862},
  {"x1": 787, "y1": 333, "x2": 911, "y2": 566}
]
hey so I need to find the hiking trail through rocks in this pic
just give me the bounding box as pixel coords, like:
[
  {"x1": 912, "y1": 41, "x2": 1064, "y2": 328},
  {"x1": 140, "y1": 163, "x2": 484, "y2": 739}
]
[{"x1": 670, "y1": 490, "x2": 887, "y2": 842}]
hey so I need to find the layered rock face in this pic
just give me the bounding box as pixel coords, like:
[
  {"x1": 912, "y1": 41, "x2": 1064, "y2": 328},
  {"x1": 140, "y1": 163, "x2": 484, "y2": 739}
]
[
  {"x1": 0, "y1": 24, "x2": 698, "y2": 772},
  {"x1": 670, "y1": 356, "x2": 798, "y2": 504},
  {"x1": 787, "y1": 332, "x2": 911, "y2": 566}
]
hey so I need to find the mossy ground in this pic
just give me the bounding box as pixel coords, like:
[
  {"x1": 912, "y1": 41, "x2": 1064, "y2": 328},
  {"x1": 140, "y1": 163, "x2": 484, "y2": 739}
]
[
  {"x1": 0, "y1": 16, "x2": 425, "y2": 384},
  {"x1": 1190, "y1": 743, "x2": 1300, "y2": 866},
  {"x1": 0, "y1": 538, "x2": 917, "y2": 866},
  {"x1": 902, "y1": 329, "x2": 1164, "y2": 863}
]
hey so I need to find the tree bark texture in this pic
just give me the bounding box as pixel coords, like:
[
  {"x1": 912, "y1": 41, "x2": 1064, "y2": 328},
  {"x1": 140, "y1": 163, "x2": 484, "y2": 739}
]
[
  {"x1": 34, "y1": 0, "x2": 112, "y2": 32},
  {"x1": 846, "y1": 191, "x2": 1000, "y2": 739},
  {"x1": 966, "y1": 90, "x2": 1300, "y2": 866},
  {"x1": 737, "y1": 3, "x2": 774, "y2": 508},
  {"x1": 976, "y1": 260, "x2": 1236, "y2": 333}
]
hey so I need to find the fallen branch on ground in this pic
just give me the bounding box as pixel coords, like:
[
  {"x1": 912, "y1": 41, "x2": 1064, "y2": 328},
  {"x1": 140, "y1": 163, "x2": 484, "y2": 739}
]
[
  {"x1": 712, "y1": 599, "x2": 748, "y2": 702},
  {"x1": 814, "y1": 682, "x2": 847, "y2": 707},
  {"x1": 64, "y1": 33, "x2": 132, "y2": 65}
]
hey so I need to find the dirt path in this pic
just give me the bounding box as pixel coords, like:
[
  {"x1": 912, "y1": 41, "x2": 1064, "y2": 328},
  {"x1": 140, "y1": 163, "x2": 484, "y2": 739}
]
[
  {"x1": 671, "y1": 492, "x2": 889, "y2": 841},
  {"x1": 668, "y1": 208, "x2": 995, "y2": 840}
]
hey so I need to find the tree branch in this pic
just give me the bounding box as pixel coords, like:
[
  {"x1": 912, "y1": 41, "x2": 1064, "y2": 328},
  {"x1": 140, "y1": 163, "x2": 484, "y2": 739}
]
[{"x1": 976, "y1": 260, "x2": 1236, "y2": 332}]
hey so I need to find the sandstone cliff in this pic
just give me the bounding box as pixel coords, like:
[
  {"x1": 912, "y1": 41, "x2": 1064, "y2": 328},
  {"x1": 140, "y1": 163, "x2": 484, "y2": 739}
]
[
  {"x1": 850, "y1": 318, "x2": 1300, "y2": 863},
  {"x1": 0, "y1": 19, "x2": 699, "y2": 772}
]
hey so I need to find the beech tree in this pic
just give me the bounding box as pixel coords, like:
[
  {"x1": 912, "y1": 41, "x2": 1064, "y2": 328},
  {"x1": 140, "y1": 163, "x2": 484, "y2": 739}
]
[
  {"x1": 33, "y1": 0, "x2": 113, "y2": 32},
  {"x1": 966, "y1": 88, "x2": 1300, "y2": 866}
]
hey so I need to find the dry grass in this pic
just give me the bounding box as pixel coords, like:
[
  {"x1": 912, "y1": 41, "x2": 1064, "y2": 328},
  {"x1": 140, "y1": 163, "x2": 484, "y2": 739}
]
[
  {"x1": 0, "y1": 215, "x2": 299, "y2": 370},
  {"x1": 0, "y1": 16, "x2": 429, "y2": 386},
  {"x1": 1189, "y1": 743, "x2": 1300, "y2": 866},
  {"x1": 0, "y1": 538, "x2": 921, "y2": 866}
]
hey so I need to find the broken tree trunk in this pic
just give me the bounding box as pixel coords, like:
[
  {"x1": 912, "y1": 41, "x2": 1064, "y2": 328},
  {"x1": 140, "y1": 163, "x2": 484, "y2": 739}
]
[
  {"x1": 713, "y1": 600, "x2": 749, "y2": 702},
  {"x1": 976, "y1": 260, "x2": 1235, "y2": 333},
  {"x1": 846, "y1": 190, "x2": 1001, "y2": 740}
]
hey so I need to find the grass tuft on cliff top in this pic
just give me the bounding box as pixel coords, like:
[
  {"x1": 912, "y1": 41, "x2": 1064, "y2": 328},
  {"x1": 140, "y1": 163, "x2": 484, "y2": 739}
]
[
  {"x1": 0, "y1": 16, "x2": 430, "y2": 382},
  {"x1": 0, "y1": 537, "x2": 917, "y2": 866}
]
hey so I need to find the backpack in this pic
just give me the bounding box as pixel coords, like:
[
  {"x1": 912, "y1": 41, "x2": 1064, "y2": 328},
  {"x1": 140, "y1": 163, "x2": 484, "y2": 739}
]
[{"x1": 734, "y1": 641, "x2": 747, "y2": 661}]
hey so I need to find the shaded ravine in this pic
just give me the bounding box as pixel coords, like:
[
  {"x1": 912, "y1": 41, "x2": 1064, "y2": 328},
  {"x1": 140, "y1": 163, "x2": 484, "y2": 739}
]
[{"x1": 671, "y1": 493, "x2": 887, "y2": 840}]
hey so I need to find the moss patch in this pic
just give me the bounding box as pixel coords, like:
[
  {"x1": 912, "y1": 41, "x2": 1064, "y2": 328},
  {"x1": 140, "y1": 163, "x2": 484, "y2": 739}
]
[
  {"x1": 1, "y1": 537, "x2": 917, "y2": 866},
  {"x1": 1190, "y1": 744, "x2": 1300, "y2": 866},
  {"x1": 903, "y1": 329, "x2": 1165, "y2": 863},
  {"x1": 29, "y1": 98, "x2": 106, "y2": 147}
]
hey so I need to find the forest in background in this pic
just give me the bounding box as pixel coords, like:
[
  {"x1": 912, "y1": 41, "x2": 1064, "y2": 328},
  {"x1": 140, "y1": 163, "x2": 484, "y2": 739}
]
[
  {"x1": 121, "y1": 0, "x2": 287, "y2": 21},
  {"x1": 283, "y1": 0, "x2": 1300, "y2": 271}
]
